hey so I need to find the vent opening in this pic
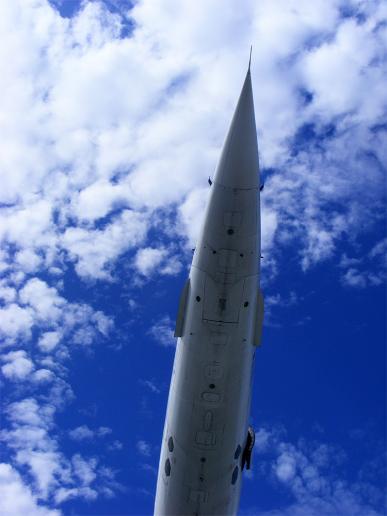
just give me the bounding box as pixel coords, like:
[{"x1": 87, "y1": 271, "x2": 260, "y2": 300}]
[
  {"x1": 165, "y1": 458, "x2": 171, "y2": 477},
  {"x1": 231, "y1": 466, "x2": 239, "y2": 485}
]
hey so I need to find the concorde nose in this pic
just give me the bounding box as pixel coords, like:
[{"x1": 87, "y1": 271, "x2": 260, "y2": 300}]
[{"x1": 214, "y1": 67, "x2": 259, "y2": 189}]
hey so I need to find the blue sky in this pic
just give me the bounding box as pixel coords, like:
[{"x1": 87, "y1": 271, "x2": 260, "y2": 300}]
[{"x1": 0, "y1": 1, "x2": 385, "y2": 515}]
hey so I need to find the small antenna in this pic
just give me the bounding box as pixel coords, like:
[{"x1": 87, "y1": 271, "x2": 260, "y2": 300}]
[{"x1": 248, "y1": 45, "x2": 252, "y2": 71}]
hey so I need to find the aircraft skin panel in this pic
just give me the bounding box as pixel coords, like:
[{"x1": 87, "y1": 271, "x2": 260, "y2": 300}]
[{"x1": 154, "y1": 67, "x2": 261, "y2": 516}]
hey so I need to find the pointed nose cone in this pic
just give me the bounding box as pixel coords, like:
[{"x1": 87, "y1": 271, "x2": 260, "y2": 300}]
[{"x1": 214, "y1": 69, "x2": 259, "y2": 189}]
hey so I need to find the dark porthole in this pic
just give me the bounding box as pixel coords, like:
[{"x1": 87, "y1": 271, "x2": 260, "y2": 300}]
[
  {"x1": 234, "y1": 445, "x2": 242, "y2": 460},
  {"x1": 227, "y1": 228, "x2": 234, "y2": 235},
  {"x1": 231, "y1": 466, "x2": 239, "y2": 485},
  {"x1": 209, "y1": 383, "x2": 215, "y2": 389},
  {"x1": 200, "y1": 457, "x2": 206, "y2": 463},
  {"x1": 244, "y1": 301, "x2": 249, "y2": 307},
  {"x1": 196, "y1": 296, "x2": 201, "y2": 302},
  {"x1": 165, "y1": 458, "x2": 171, "y2": 477},
  {"x1": 212, "y1": 250, "x2": 217, "y2": 254},
  {"x1": 168, "y1": 436, "x2": 174, "y2": 453},
  {"x1": 240, "y1": 253, "x2": 244, "y2": 257}
]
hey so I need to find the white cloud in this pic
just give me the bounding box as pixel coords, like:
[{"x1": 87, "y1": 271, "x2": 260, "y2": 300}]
[
  {"x1": 97, "y1": 427, "x2": 112, "y2": 437},
  {"x1": 68, "y1": 425, "x2": 112, "y2": 441},
  {"x1": 2, "y1": 426, "x2": 113, "y2": 505},
  {"x1": 254, "y1": 428, "x2": 271, "y2": 453},
  {"x1": 133, "y1": 246, "x2": 182, "y2": 277},
  {"x1": 0, "y1": 279, "x2": 113, "y2": 352},
  {"x1": 62, "y1": 210, "x2": 148, "y2": 279},
  {"x1": 5, "y1": 399, "x2": 54, "y2": 430},
  {"x1": 0, "y1": 0, "x2": 384, "y2": 281},
  {"x1": 16, "y1": 450, "x2": 63, "y2": 499},
  {"x1": 38, "y1": 331, "x2": 61, "y2": 353},
  {"x1": 68, "y1": 425, "x2": 94, "y2": 441},
  {"x1": 0, "y1": 283, "x2": 16, "y2": 303},
  {"x1": 70, "y1": 180, "x2": 131, "y2": 223},
  {"x1": 178, "y1": 187, "x2": 209, "y2": 248},
  {"x1": 301, "y1": 16, "x2": 387, "y2": 120},
  {"x1": 0, "y1": 463, "x2": 60, "y2": 516},
  {"x1": 71, "y1": 454, "x2": 97, "y2": 486},
  {"x1": 0, "y1": 285, "x2": 115, "y2": 507},
  {"x1": 369, "y1": 238, "x2": 387, "y2": 260},
  {"x1": 262, "y1": 291, "x2": 299, "y2": 327},
  {"x1": 108, "y1": 440, "x2": 124, "y2": 452},
  {"x1": 2, "y1": 394, "x2": 116, "y2": 503},
  {"x1": 32, "y1": 369, "x2": 54, "y2": 383},
  {"x1": 340, "y1": 237, "x2": 386, "y2": 288},
  {"x1": 0, "y1": 304, "x2": 33, "y2": 345},
  {"x1": 148, "y1": 315, "x2": 175, "y2": 347},
  {"x1": 134, "y1": 247, "x2": 166, "y2": 276},
  {"x1": 261, "y1": 207, "x2": 278, "y2": 252},
  {"x1": 54, "y1": 486, "x2": 97, "y2": 504},
  {"x1": 2, "y1": 399, "x2": 67, "y2": 499},
  {"x1": 0, "y1": 201, "x2": 54, "y2": 249},
  {"x1": 342, "y1": 267, "x2": 384, "y2": 288},
  {"x1": 160, "y1": 255, "x2": 183, "y2": 276},
  {"x1": 91, "y1": 311, "x2": 113, "y2": 337},
  {"x1": 15, "y1": 249, "x2": 42, "y2": 274},
  {"x1": 19, "y1": 279, "x2": 64, "y2": 322},
  {"x1": 136, "y1": 440, "x2": 152, "y2": 457},
  {"x1": 1, "y1": 350, "x2": 34, "y2": 380},
  {"x1": 342, "y1": 268, "x2": 368, "y2": 288},
  {"x1": 251, "y1": 425, "x2": 384, "y2": 516},
  {"x1": 275, "y1": 451, "x2": 297, "y2": 483}
]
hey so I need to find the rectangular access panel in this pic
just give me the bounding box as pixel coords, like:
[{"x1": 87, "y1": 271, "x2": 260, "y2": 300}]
[{"x1": 203, "y1": 275, "x2": 244, "y2": 323}]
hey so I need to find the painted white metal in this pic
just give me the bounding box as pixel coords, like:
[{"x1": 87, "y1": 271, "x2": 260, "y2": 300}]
[{"x1": 155, "y1": 68, "x2": 262, "y2": 516}]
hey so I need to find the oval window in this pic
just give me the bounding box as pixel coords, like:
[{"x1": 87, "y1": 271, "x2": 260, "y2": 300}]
[{"x1": 168, "y1": 436, "x2": 174, "y2": 452}]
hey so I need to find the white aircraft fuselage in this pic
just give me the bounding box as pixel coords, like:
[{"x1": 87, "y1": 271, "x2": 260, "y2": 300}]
[{"x1": 154, "y1": 67, "x2": 263, "y2": 516}]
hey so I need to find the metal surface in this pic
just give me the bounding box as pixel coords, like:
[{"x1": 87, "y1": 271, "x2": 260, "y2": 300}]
[{"x1": 154, "y1": 67, "x2": 263, "y2": 516}]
